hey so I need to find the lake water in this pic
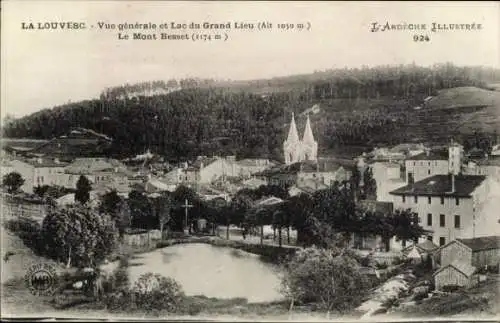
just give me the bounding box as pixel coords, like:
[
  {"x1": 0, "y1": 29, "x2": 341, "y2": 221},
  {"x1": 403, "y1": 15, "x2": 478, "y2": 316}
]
[{"x1": 127, "y1": 243, "x2": 285, "y2": 303}]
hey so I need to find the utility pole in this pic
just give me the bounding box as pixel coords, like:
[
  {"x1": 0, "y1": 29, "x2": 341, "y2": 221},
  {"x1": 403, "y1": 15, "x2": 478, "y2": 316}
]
[{"x1": 182, "y1": 198, "x2": 193, "y2": 234}]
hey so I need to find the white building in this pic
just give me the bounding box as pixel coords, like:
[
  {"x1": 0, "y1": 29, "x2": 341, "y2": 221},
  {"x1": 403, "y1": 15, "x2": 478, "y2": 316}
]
[
  {"x1": 371, "y1": 161, "x2": 405, "y2": 202},
  {"x1": 10, "y1": 158, "x2": 68, "y2": 193},
  {"x1": 405, "y1": 149, "x2": 449, "y2": 184},
  {"x1": 283, "y1": 113, "x2": 318, "y2": 164},
  {"x1": 390, "y1": 174, "x2": 490, "y2": 247}
]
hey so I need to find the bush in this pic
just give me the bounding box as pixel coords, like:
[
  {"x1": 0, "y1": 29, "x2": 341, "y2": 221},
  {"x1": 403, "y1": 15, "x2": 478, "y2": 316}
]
[
  {"x1": 375, "y1": 262, "x2": 388, "y2": 269},
  {"x1": 133, "y1": 273, "x2": 184, "y2": 312},
  {"x1": 281, "y1": 247, "x2": 371, "y2": 313}
]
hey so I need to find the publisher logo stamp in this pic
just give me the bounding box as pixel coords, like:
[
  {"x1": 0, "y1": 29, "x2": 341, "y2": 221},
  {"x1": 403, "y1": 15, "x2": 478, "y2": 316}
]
[{"x1": 24, "y1": 263, "x2": 58, "y2": 296}]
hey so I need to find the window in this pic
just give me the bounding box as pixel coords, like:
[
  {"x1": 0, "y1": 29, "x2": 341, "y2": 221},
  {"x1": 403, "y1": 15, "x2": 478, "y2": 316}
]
[
  {"x1": 439, "y1": 237, "x2": 446, "y2": 246},
  {"x1": 428, "y1": 169, "x2": 431, "y2": 175},
  {"x1": 454, "y1": 215, "x2": 461, "y2": 229},
  {"x1": 427, "y1": 213, "x2": 432, "y2": 226},
  {"x1": 414, "y1": 196, "x2": 418, "y2": 203},
  {"x1": 402, "y1": 195, "x2": 406, "y2": 203},
  {"x1": 428, "y1": 196, "x2": 431, "y2": 204},
  {"x1": 440, "y1": 196, "x2": 445, "y2": 205},
  {"x1": 428, "y1": 162, "x2": 431, "y2": 166},
  {"x1": 413, "y1": 162, "x2": 416, "y2": 166},
  {"x1": 440, "y1": 214, "x2": 445, "y2": 227},
  {"x1": 427, "y1": 235, "x2": 433, "y2": 241},
  {"x1": 455, "y1": 197, "x2": 460, "y2": 206}
]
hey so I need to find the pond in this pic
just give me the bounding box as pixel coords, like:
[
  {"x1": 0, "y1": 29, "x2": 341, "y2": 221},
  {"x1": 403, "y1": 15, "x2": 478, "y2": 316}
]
[{"x1": 127, "y1": 243, "x2": 285, "y2": 303}]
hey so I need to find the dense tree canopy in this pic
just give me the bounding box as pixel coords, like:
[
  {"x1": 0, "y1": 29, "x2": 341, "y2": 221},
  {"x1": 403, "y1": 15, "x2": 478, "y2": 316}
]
[{"x1": 4, "y1": 63, "x2": 499, "y2": 160}]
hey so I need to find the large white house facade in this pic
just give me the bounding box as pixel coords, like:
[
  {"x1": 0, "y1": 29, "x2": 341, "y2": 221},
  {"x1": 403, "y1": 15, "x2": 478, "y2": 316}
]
[{"x1": 390, "y1": 174, "x2": 490, "y2": 247}]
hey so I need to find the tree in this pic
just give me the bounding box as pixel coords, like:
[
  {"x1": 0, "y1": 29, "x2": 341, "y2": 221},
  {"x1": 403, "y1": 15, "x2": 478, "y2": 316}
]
[
  {"x1": 75, "y1": 175, "x2": 92, "y2": 204},
  {"x1": 392, "y1": 208, "x2": 427, "y2": 247},
  {"x1": 281, "y1": 247, "x2": 371, "y2": 317},
  {"x1": 99, "y1": 190, "x2": 122, "y2": 220},
  {"x1": 2, "y1": 172, "x2": 24, "y2": 194},
  {"x1": 41, "y1": 204, "x2": 119, "y2": 268},
  {"x1": 363, "y1": 167, "x2": 377, "y2": 200},
  {"x1": 151, "y1": 193, "x2": 172, "y2": 239}
]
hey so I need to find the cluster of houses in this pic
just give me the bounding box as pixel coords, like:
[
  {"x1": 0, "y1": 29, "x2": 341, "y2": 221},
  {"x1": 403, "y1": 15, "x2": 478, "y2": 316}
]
[
  {"x1": 363, "y1": 138, "x2": 500, "y2": 291},
  {"x1": 2, "y1": 114, "x2": 499, "y2": 292}
]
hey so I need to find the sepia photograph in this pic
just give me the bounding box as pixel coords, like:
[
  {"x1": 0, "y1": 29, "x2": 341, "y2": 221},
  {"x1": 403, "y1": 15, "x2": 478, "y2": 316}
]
[{"x1": 1, "y1": 1, "x2": 499, "y2": 321}]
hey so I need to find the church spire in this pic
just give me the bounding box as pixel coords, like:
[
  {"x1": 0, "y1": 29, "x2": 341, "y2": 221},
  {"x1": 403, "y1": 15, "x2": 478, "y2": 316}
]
[
  {"x1": 302, "y1": 114, "x2": 315, "y2": 143},
  {"x1": 286, "y1": 112, "x2": 299, "y2": 143}
]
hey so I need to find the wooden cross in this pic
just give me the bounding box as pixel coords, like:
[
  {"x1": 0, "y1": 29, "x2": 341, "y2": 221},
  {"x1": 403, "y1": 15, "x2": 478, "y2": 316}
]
[{"x1": 182, "y1": 198, "x2": 193, "y2": 232}]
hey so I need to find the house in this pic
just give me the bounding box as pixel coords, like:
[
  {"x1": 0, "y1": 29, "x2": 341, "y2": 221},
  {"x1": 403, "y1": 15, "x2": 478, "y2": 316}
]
[
  {"x1": 433, "y1": 260, "x2": 479, "y2": 291},
  {"x1": 390, "y1": 174, "x2": 489, "y2": 247},
  {"x1": 259, "y1": 160, "x2": 352, "y2": 189},
  {"x1": 143, "y1": 176, "x2": 177, "y2": 194},
  {"x1": 390, "y1": 143, "x2": 427, "y2": 157},
  {"x1": 404, "y1": 149, "x2": 450, "y2": 184},
  {"x1": 371, "y1": 161, "x2": 405, "y2": 202},
  {"x1": 297, "y1": 160, "x2": 352, "y2": 185},
  {"x1": 289, "y1": 178, "x2": 329, "y2": 197},
  {"x1": 402, "y1": 240, "x2": 439, "y2": 262},
  {"x1": 438, "y1": 236, "x2": 500, "y2": 268},
  {"x1": 371, "y1": 147, "x2": 406, "y2": 162},
  {"x1": 10, "y1": 158, "x2": 68, "y2": 193},
  {"x1": 184, "y1": 156, "x2": 237, "y2": 184},
  {"x1": 233, "y1": 159, "x2": 274, "y2": 178},
  {"x1": 464, "y1": 156, "x2": 500, "y2": 181},
  {"x1": 63, "y1": 157, "x2": 131, "y2": 191},
  {"x1": 241, "y1": 177, "x2": 267, "y2": 190}
]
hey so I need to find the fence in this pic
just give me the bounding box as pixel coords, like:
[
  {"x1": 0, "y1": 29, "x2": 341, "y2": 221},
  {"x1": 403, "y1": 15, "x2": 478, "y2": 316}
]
[{"x1": 122, "y1": 229, "x2": 162, "y2": 250}]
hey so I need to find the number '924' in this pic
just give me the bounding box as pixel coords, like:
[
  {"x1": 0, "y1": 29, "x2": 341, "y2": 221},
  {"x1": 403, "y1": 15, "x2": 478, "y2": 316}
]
[{"x1": 414, "y1": 35, "x2": 430, "y2": 42}]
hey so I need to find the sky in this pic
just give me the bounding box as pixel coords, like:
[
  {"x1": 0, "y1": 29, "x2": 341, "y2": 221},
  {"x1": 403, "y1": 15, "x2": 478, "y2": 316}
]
[{"x1": 1, "y1": 1, "x2": 499, "y2": 118}]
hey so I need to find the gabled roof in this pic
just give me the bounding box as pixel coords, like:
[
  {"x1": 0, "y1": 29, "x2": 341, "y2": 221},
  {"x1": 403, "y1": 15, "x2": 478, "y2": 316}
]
[
  {"x1": 389, "y1": 174, "x2": 486, "y2": 198},
  {"x1": 16, "y1": 157, "x2": 68, "y2": 168},
  {"x1": 433, "y1": 260, "x2": 476, "y2": 278},
  {"x1": 255, "y1": 196, "x2": 284, "y2": 207},
  {"x1": 190, "y1": 156, "x2": 219, "y2": 170},
  {"x1": 406, "y1": 150, "x2": 448, "y2": 161},
  {"x1": 403, "y1": 240, "x2": 439, "y2": 253},
  {"x1": 65, "y1": 158, "x2": 127, "y2": 174},
  {"x1": 457, "y1": 236, "x2": 500, "y2": 252}
]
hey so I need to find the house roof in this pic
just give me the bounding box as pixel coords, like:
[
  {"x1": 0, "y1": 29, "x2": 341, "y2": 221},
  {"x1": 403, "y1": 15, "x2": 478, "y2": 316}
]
[
  {"x1": 406, "y1": 150, "x2": 448, "y2": 161},
  {"x1": 433, "y1": 260, "x2": 476, "y2": 278},
  {"x1": 190, "y1": 157, "x2": 218, "y2": 170},
  {"x1": 255, "y1": 196, "x2": 284, "y2": 207},
  {"x1": 457, "y1": 236, "x2": 500, "y2": 252},
  {"x1": 65, "y1": 158, "x2": 127, "y2": 174},
  {"x1": 390, "y1": 143, "x2": 425, "y2": 153},
  {"x1": 476, "y1": 156, "x2": 500, "y2": 166},
  {"x1": 389, "y1": 174, "x2": 486, "y2": 198},
  {"x1": 19, "y1": 157, "x2": 68, "y2": 168},
  {"x1": 403, "y1": 240, "x2": 439, "y2": 253},
  {"x1": 236, "y1": 159, "x2": 273, "y2": 167}
]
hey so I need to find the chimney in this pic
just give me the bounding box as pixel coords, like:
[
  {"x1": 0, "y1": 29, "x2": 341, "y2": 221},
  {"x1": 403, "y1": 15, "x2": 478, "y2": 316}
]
[{"x1": 37, "y1": 158, "x2": 43, "y2": 164}]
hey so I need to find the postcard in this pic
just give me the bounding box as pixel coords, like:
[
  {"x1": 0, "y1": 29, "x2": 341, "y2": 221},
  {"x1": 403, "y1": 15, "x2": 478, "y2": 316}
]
[{"x1": 1, "y1": 1, "x2": 499, "y2": 321}]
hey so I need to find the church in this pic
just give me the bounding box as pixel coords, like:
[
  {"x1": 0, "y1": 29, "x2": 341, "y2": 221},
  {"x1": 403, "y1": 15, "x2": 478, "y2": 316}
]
[{"x1": 283, "y1": 112, "x2": 318, "y2": 164}]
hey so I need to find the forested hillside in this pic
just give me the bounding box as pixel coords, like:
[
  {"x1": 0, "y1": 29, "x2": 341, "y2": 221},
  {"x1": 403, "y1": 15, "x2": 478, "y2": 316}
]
[{"x1": 4, "y1": 63, "x2": 500, "y2": 161}]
